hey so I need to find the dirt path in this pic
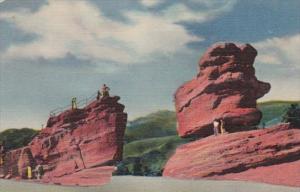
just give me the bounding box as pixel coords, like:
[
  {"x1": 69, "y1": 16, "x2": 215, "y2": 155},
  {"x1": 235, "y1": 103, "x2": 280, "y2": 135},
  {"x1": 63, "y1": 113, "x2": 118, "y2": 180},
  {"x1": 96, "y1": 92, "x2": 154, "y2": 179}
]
[{"x1": 0, "y1": 176, "x2": 299, "y2": 192}]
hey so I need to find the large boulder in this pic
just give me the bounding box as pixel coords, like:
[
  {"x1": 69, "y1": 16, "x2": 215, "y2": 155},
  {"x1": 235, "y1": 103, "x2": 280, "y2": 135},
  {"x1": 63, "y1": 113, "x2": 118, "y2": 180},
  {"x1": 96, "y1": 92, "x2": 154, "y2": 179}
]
[
  {"x1": 175, "y1": 43, "x2": 270, "y2": 137},
  {"x1": 163, "y1": 124, "x2": 300, "y2": 187},
  {"x1": 2, "y1": 96, "x2": 127, "y2": 186}
]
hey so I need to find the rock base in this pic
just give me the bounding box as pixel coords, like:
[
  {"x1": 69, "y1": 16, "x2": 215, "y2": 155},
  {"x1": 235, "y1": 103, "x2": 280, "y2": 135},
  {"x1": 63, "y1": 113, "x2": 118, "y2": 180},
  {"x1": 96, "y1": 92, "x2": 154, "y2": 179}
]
[{"x1": 163, "y1": 124, "x2": 300, "y2": 187}]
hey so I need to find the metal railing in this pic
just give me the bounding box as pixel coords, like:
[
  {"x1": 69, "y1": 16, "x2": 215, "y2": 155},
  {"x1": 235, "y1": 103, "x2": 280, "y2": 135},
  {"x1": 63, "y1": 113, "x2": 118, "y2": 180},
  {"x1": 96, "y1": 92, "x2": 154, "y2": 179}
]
[{"x1": 49, "y1": 92, "x2": 98, "y2": 117}]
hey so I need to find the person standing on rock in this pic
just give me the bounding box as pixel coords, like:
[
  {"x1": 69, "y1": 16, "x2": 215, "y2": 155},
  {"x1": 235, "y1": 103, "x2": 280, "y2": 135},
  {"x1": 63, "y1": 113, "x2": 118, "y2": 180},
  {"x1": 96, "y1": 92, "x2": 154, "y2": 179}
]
[
  {"x1": 71, "y1": 97, "x2": 77, "y2": 110},
  {"x1": 27, "y1": 165, "x2": 32, "y2": 179},
  {"x1": 213, "y1": 119, "x2": 220, "y2": 136},
  {"x1": 96, "y1": 90, "x2": 101, "y2": 100},
  {"x1": 101, "y1": 84, "x2": 110, "y2": 98},
  {"x1": 220, "y1": 119, "x2": 227, "y2": 134},
  {"x1": 34, "y1": 164, "x2": 44, "y2": 180}
]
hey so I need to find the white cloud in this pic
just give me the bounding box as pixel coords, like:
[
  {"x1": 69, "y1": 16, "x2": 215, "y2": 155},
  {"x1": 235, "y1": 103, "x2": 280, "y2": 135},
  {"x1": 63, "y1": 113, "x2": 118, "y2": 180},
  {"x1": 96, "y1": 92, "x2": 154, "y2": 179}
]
[
  {"x1": 119, "y1": 12, "x2": 202, "y2": 56},
  {"x1": 0, "y1": 0, "x2": 236, "y2": 64},
  {"x1": 163, "y1": 0, "x2": 237, "y2": 23},
  {"x1": 140, "y1": 0, "x2": 163, "y2": 7},
  {"x1": 254, "y1": 34, "x2": 300, "y2": 102},
  {"x1": 254, "y1": 34, "x2": 300, "y2": 68},
  {"x1": 0, "y1": 1, "x2": 133, "y2": 63}
]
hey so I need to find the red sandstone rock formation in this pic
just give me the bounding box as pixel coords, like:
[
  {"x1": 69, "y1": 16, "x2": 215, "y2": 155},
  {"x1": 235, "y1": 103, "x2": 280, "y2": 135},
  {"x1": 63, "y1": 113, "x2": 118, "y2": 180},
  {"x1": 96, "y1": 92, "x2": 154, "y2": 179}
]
[
  {"x1": 164, "y1": 43, "x2": 300, "y2": 187},
  {"x1": 175, "y1": 43, "x2": 270, "y2": 137},
  {"x1": 163, "y1": 124, "x2": 300, "y2": 187},
  {"x1": 1, "y1": 96, "x2": 127, "y2": 186}
]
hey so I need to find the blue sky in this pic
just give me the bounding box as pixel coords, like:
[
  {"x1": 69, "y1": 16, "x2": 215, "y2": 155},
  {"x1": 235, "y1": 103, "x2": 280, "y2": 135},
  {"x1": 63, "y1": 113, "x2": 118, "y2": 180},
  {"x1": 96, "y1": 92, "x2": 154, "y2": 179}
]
[{"x1": 0, "y1": 0, "x2": 299, "y2": 130}]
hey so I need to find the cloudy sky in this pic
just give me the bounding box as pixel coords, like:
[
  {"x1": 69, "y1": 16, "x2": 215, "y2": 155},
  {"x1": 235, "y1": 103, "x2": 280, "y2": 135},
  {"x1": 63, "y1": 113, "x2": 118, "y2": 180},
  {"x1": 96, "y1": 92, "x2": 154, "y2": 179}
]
[{"x1": 0, "y1": 0, "x2": 299, "y2": 130}]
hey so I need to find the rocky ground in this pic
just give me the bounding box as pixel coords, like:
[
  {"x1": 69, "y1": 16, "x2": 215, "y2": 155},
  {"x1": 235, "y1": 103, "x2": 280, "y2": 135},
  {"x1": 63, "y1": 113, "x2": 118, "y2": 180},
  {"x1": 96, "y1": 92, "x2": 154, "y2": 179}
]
[
  {"x1": 163, "y1": 124, "x2": 300, "y2": 187},
  {"x1": 0, "y1": 176, "x2": 299, "y2": 192}
]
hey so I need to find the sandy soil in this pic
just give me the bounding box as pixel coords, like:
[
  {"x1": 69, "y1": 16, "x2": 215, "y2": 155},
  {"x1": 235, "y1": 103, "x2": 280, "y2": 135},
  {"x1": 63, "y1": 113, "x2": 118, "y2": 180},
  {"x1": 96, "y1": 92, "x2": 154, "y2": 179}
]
[{"x1": 0, "y1": 176, "x2": 299, "y2": 192}]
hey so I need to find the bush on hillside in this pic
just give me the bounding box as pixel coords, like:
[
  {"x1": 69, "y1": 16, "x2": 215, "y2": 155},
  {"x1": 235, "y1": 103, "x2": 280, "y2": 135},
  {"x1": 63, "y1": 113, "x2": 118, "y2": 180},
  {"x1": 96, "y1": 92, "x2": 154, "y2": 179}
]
[
  {"x1": 282, "y1": 104, "x2": 300, "y2": 127},
  {"x1": 125, "y1": 110, "x2": 177, "y2": 142}
]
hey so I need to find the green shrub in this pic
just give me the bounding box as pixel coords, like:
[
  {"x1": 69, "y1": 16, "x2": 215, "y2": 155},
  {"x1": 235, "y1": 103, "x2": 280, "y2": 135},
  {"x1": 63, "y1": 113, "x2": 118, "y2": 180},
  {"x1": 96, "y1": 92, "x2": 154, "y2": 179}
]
[
  {"x1": 0, "y1": 128, "x2": 39, "y2": 150},
  {"x1": 282, "y1": 104, "x2": 300, "y2": 127}
]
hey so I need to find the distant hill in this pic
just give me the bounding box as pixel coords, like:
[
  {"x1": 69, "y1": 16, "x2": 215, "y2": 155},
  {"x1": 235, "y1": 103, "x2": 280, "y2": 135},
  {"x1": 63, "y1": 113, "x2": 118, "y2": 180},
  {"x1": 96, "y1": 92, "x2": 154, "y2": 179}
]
[
  {"x1": 125, "y1": 110, "x2": 177, "y2": 143},
  {"x1": 0, "y1": 128, "x2": 39, "y2": 150}
]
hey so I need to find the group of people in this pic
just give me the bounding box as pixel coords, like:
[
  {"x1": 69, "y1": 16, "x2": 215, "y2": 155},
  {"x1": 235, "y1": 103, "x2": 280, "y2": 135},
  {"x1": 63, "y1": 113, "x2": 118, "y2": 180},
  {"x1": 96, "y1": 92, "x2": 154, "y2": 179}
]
[
  {"x1": 1, "y1": 142, "x2": 44, "y2": 180},
  {"x1": 27, "y1": 164, "x2": 44, "y2": 180},
  {"x1": 97, "y1": 84, "x2": 110, "y2": 100},
  {"x1": 213, "y1": 119, "x2": 227, "y2": 136},
  {"x1": 71, "y1": 84, "x2": 110, "y2": 110}
]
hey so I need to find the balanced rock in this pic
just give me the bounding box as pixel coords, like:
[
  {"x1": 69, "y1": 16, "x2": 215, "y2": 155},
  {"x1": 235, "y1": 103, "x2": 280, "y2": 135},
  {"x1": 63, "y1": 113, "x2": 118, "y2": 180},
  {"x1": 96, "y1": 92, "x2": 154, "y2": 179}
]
[{"x1": 175, "y1": 43, "x2": 270, "y2": 137}]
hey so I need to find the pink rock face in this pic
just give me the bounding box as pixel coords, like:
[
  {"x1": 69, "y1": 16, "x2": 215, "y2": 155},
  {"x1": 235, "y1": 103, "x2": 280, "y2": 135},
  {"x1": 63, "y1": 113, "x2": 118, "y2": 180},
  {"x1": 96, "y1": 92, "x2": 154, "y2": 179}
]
[
  {"x1": 175, "y1": 43, "x2": 270, "y2": 137},
  {"x1": 213, "y1": 159, "x2": 300, "y2": 187},
  {"x1": 2, "y1": 96, "x2": 127, "y2": 186},
  {"x1": 163, "y1": 124, "x2": 300, "y2": 187},
  {"x1": 42, "y1": 166, "x2": 116, "y2": 186},
  {"x1": 1, "y1": 147, "x2": 35, "y2": 179}
]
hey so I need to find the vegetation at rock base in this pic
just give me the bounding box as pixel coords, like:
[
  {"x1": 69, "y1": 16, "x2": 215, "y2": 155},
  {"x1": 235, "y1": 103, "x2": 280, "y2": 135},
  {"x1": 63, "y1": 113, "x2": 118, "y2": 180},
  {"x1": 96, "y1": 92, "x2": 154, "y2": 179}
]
[
  {"x1": 0, "y1": 128, "x2": 39, "y2": 150},
  {"x1": 281, "y1": 103, "x2": 300, "y2": 127},
  {"x1": 116, "y1": 135, "x2": 189, "y2": 176}
]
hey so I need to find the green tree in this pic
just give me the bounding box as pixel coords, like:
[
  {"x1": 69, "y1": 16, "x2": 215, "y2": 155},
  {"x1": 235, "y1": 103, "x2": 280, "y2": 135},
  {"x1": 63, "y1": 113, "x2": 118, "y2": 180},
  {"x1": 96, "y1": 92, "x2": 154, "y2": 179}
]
[
  {"x1": 0, "y1": 128, "x2": 39, "y2": 150},
  {"x1": 282, "y1": 104, "x2": 300, "y2": 127}
]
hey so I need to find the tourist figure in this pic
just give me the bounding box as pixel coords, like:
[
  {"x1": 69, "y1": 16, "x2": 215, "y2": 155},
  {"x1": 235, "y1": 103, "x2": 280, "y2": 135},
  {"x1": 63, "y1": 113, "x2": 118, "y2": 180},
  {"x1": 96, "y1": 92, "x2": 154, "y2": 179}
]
[
  {"x1": 96, "y1": 90, "x2": 101, "y2": 100},
  {"x1": 27, "y1": 166, "x2": 32, "y2": 179},
  {"x1": 220, "y1": 119, "x2": 227, "y2": 134},
  {"x1": 101, "y1": 84, "x2": 110, "y2": 98},
  {"x1": 213, "y1": 119, "x2": 220, "y2": 136},
  {"x1": 71, "y1": 97, "x2": 77, "y2": 110},
  {"x1": 34, "y1": 164, "x2": 44, "y2": 180}
]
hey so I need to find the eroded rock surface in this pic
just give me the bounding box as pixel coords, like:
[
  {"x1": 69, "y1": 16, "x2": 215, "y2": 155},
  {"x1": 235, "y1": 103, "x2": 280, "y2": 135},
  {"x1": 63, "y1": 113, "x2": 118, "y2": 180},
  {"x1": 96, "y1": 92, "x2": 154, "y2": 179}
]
[{"x1": 175, "y1": 43, "x2": 270, "y2": 137}]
